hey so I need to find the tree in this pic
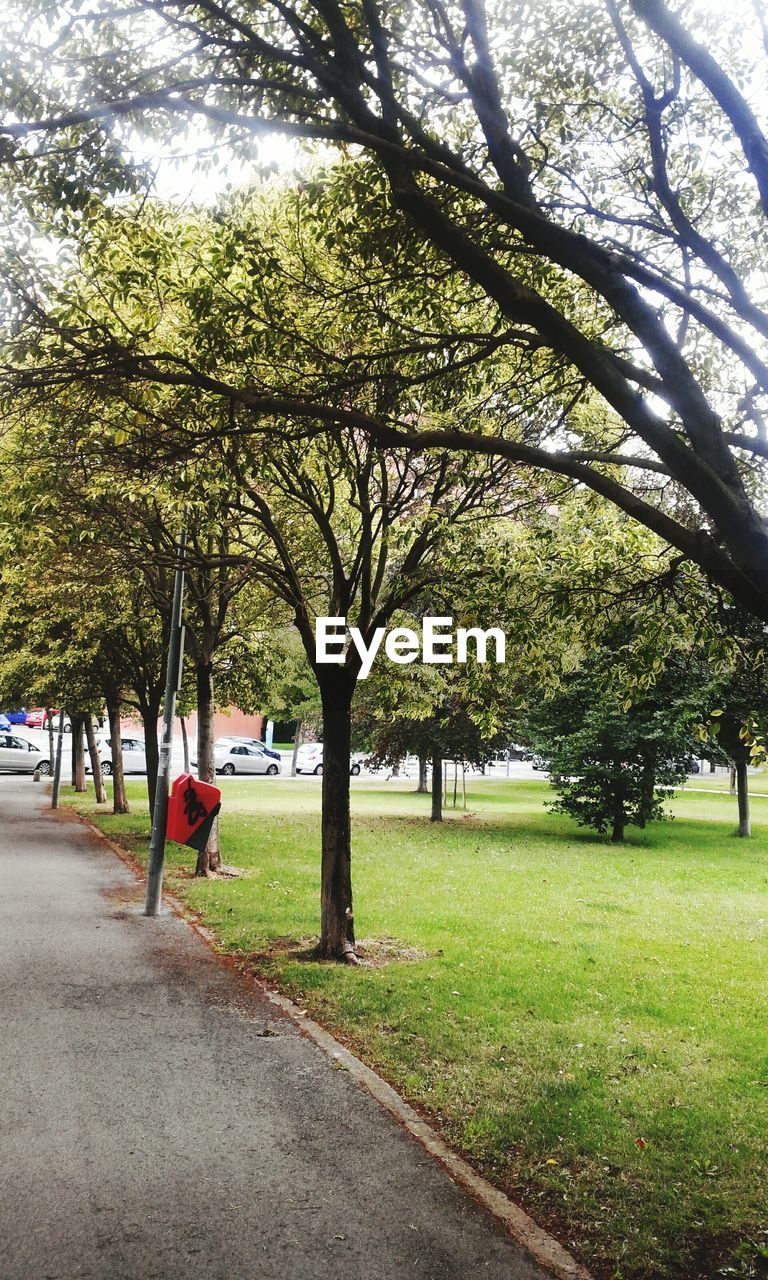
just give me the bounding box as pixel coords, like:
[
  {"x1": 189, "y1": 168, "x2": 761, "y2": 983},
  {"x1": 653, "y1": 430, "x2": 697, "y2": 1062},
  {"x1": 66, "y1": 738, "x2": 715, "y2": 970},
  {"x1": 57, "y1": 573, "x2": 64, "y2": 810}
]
[
  {"x1": 0, "y1": 185, "x2": 525, "y2": 959},
  {"x1": 528, "y1": 644, "x2": 701, "y2": 841},
  {"x1": 695, "y1": 613, "x2": 768, "y2": 838},
  {"x1": 226, "y1": 425, "x2": 511, "y2": 958},
  {"x1": 362, "y1": 693, "x2": 503, "y2": 821},
  {"x1": 4, "y1": 2, "x2": 768, "y2": 619},
  {"x1": 261, "y1": 631, "x2": 322, "y2": 776}
]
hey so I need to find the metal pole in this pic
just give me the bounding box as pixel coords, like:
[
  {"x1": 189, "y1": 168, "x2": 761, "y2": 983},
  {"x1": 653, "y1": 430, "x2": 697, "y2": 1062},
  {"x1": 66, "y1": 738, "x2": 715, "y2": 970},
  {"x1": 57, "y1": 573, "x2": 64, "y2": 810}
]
[
  {"x1": 50, "y1": 714, "x2": 66, "y2": 809},
  {"x1": 145, "y1": 522, "x2": 187, "y2": 916}
]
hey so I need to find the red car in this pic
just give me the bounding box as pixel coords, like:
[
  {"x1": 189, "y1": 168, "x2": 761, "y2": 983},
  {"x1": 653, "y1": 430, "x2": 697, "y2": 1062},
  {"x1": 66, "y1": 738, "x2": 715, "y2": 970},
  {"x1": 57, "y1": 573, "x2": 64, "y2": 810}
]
[{"x1": 25, "y1": 708, "x2": 51, "y2": 728}]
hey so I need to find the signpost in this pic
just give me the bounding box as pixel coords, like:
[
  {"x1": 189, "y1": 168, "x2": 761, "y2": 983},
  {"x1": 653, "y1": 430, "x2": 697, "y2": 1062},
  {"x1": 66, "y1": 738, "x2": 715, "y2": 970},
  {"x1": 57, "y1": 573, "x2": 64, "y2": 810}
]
[
  {"x1": 145, "y1": 523, "x2": 187, "y2": 917},
  {"x1": 166, "y1": 773, "x2": 221, "y2": 851}
]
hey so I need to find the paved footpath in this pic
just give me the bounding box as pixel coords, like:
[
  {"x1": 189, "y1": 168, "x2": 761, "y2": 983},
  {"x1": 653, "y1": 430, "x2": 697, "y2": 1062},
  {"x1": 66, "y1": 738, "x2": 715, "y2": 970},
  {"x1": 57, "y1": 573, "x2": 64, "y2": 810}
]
[{"x1": 0, "y1": 778, "x2": 555, "y2": 1280}]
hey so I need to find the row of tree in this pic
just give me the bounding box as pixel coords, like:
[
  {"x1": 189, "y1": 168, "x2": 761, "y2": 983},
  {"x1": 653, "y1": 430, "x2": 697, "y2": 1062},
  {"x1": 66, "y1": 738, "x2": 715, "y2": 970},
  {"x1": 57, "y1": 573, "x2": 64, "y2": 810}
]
[{"x1": 0, "y1": 0, "x2": 767, "y2": 956}]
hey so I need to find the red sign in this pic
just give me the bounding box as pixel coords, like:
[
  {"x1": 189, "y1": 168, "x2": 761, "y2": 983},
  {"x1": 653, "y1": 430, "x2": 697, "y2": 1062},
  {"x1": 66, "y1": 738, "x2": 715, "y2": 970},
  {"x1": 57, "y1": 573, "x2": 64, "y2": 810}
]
[{"x1": 166, "y1": 773, "x2": 222, "y2": 852}]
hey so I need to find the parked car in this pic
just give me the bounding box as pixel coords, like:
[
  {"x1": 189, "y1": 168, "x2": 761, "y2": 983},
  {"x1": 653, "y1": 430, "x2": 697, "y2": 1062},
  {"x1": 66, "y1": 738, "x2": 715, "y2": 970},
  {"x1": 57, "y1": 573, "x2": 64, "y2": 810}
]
[
  {"x1": 23, "y1": 708, "x2": 48, "y2": 728},
  {"x1": 44, "y1": 712, "x2": 72, "y2": 732},
  {"x1": 192, "y1": 738, "x2": 280, "y2": 769},
  {"x1": 0, "y1": 732, "x2": 50, "y2": 775},
  {"x1": 86, "y1": 735, "x2": 147, "y2": 775},
  {"x1": 2, "y1": 708, "x2": 29, "y2": 725},
  {"x1": 295, "y1": 743, "x2": 363, "y2": 776},
  {"x1": 213, "y1": 735, "x2": 281, "y2": 760},
  {"x1": 531, "y1": 755, "x2": 550, "y2": 771},
  {"x1": 211, "y1": 742, "x2": 281, "y2": 776}
]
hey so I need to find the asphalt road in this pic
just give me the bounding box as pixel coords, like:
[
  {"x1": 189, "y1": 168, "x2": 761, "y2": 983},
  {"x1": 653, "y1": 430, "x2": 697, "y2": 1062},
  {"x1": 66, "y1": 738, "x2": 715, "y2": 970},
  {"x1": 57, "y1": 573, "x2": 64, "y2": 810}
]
[{"x1": 0, "y1": 776, "x2": 553, "y2": 1280}]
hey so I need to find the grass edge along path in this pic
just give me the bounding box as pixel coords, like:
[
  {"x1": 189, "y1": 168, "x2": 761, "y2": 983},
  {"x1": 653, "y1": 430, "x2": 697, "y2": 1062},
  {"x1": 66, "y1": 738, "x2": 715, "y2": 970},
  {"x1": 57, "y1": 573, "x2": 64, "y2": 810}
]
[{"x1": 62, "y1": 778, "x2": 768, "y2": 1280}]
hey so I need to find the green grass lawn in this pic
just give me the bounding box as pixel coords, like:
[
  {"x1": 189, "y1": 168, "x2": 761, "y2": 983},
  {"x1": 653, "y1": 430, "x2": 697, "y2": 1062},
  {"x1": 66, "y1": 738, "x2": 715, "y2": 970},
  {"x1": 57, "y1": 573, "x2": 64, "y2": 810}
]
[{"x1": 64, "y1": 777, "x2": 768, "y2": 1280}]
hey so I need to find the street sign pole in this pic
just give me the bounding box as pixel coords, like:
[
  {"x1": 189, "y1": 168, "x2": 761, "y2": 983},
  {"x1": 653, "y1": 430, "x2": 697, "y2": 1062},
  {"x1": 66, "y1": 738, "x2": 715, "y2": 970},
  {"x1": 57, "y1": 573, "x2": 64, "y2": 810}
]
[{"x1": 145, "y1": 521, "x2": 187, "y2": 917}]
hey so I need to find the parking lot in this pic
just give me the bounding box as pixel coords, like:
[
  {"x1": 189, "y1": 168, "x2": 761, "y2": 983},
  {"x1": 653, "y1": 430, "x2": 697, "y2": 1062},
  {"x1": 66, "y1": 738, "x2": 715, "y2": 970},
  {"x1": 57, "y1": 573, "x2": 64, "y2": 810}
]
[{"x1": 6, "y1": 727, "x2": 734, "y2": 787}]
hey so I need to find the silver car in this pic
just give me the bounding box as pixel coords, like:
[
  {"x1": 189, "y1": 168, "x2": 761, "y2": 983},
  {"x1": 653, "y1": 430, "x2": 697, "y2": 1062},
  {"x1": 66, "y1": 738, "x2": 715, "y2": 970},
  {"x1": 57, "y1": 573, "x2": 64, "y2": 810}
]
[
  {"x1": 87, "y1": 735, "x2": 147, "y2": 775},
  {"x1": 213, "y1": 743, "x2": 281, "y2": 776},
  {"x1": 0, "y1": 732, "x2": 50, "y2": 775}
]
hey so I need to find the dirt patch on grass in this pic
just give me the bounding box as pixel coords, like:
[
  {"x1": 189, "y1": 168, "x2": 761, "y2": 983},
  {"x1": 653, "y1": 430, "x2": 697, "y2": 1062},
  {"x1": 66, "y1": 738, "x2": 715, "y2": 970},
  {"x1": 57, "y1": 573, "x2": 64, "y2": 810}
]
[
  {"x1": 244, "y1": 933, "x2": 431, "y2": 968},
  {"x1": 355, "y1": 936, "x2": 431, "y2": 966}
]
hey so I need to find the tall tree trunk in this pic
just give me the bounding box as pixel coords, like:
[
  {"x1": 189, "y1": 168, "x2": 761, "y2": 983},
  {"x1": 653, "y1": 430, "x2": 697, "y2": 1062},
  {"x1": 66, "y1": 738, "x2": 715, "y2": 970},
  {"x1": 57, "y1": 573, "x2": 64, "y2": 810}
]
[
  {"x1": 180, "y1": 715, "x2": 190, "y2": 773},
  {"x1": 72, "y1": 715, "x2": 86, "y2": 793},
  {"x1": 140, "y1": 700, "x2": 161, "y2": 815},
  {"x1": 84, "y1": 714, "x2": 106, "y2": 803},
  {"x1": 611, "y1": 765, "x2": 625, "y2": 842},
  {"x1": 195, "y1": 660, "x2": 221, "y2": 876},
  {"x1": 736, "y1": 759, "x2": 751, "y2": 837},
  {"x1": 431, "y1": 752, "x2": 443, "y2": 822},
  {"x1": 106, "y1": 694, "x2": 128, "y2": 814},
  {"x1": 417, "y1": 754, "x2": 428, "y2": 793},
  {"x1": 317, "y1": 673, "x2": 357, "y2": 962},
  {"x1": 291, "y1": 719, "x2": 303, "y2": 777},
  {"x1": 46, "y1": 708, "x2": 54, "y2": 776}
]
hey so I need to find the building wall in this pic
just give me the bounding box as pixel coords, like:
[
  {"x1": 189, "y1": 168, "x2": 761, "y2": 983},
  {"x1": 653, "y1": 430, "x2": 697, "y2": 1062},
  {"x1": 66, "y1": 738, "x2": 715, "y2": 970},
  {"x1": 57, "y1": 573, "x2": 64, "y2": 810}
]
[{"x1": 123, "y1": 708, "x2": 265, "y2": 742}]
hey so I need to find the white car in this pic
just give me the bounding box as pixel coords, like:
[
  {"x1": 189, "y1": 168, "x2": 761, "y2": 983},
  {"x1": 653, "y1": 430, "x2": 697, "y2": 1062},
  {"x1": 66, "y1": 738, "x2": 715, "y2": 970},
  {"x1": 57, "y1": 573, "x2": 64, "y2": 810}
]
[
  {"x1": 45, "y1": 713, "x2": 72, "y2": 732},
  {"x1": 214, "y1": 736, "x2": 281, "y2": 761},
  {"x1": 0, "y1": 732, "x2": 50, "y2": 775},
  {"x1": 212, "y1": 742, "x2": 281, "y2": 776},
  {"x1": 295, "y1": 743, "x2": 362, "y2": 776},
  {"x1": 87, "y1": 735, "x2": 147, "y2": 775}
]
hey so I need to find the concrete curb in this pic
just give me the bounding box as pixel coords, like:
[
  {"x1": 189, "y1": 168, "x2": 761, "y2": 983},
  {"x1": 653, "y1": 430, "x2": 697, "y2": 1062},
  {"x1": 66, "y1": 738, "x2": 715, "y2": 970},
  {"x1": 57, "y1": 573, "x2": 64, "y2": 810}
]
[{"x1": 72, "y1": 808, "x2": 593, "y2": 1280}]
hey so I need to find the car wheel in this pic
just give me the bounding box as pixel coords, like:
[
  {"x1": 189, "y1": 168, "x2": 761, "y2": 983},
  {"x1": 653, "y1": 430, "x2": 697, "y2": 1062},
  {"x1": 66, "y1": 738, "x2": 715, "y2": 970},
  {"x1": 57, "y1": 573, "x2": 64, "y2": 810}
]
[
  {"x1": 266, "y1": 763, "x2": 278, "y2": 776},
  {"x1": 350, "y1": 763, "x2": 361, "y2": 775},
  {"x1": 222, "y1": 762, "x2": 236, "y2": 776},
  {"x1": 37, "y1": 760, "x2": 51, "y2": 776},
  {"x1": 101, "y1": 761, "x2": 113, "y2": 776},
  {"x1": 314, "y1": 764, "x2": 323, "y2": 775}
]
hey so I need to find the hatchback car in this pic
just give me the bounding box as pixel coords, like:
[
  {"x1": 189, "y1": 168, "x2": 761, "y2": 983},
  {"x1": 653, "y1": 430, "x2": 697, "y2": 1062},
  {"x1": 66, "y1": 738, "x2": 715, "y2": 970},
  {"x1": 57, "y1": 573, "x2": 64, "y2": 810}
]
[
  {"x1": 44, "y1": 712, "x2": 72, "y2": 732},
  {"x1": 24, "y1": 708, "x2": 48, "y2": 728},
  {"x1": 87, "y1": 735, "x2": 147, "y2": 775},
  {"x1": 213, "y1": 743, "x2": 281, "y2": 776},
  {"x1": 0, "y1": 733, "x2": 50, "y2": 774},
  {"x1": 214, "y1": 736, "x2": 281, "y2": 760}
]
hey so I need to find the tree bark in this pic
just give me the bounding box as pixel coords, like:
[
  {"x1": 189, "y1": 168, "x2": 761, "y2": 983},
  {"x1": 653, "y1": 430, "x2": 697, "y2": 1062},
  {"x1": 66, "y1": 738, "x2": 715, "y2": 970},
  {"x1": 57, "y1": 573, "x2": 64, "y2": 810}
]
[
  {"x1": 317, "y1": 673, "x2": 357, "y2": 962},
  {"x1": 195, "y1": 659, "x2": 221, "y2": 876},
  {"x1": 736, "y1": 759, "x2": 751, "y2": 837},
  {"x1": 729, "y1": 765, "x2": 737, "y2": 795},
  {"x1": 139, "y1": 700, "x2": 161, "y2": 815},
  {"x1": 179, "y1": 715, "x2": 189, "y2": 773},
  {"x1": 431, "y1": 751, "x2": 443, "y2": 822},
  {"x1": 46, "y1": 708, "x2": 54, "y2": 776},
  {"x1": 611, "y1": 767, "x2": 625, "y2": 842},
  {"x1": 291, "y1": 718, "x2": 302, "y2": 777},
  {"x1": 417, "y1": 754, "x2": 428, "y2": 793},
  {"x1": 84, "y1": 714, "x2": 106, "y2": 803},
  {"x1": 72, "y1": 715, "x2": 86, "y2": 792},
  {"x1": 106, "y1": 694, "x2": 128, "y2": 814}
]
